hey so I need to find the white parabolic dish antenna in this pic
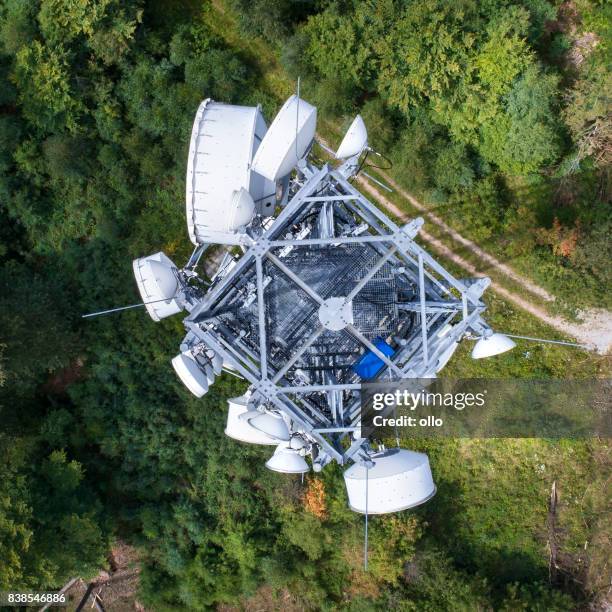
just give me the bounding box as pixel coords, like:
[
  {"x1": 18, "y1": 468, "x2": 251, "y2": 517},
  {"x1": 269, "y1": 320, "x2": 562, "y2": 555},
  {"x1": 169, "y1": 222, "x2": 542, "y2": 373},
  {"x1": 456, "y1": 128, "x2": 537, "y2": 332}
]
[
  {"x1": 336, "y1": 114, "x2": 368, "y2": 159},
  {"x1": 247, "y1": 411, "x2": 291, "y2": 441},
  {"x1": 132, "y1": 252, "x2": 181, "y2": 322},
  {"x1": 251, "y1": 95, "x2": 317, "y2": 182},
  {"x1": 186, "y1": 100, "x2": 275, "y2": 245},
  {"x1": 224, "y1": 396, "x2": 278, "y2": 445},
  {"x1": 171, "y1": 350, "x2": 213, "y2": 398},
  {"x1": 265, "y1": 442, "x2": 310, "y2": 474},
  {"x1": 344, "y1": 449, "x2": 436, "y2": 514},
  {"x1": 471, "y1": 333, "x2": 516, "y2": 359}
]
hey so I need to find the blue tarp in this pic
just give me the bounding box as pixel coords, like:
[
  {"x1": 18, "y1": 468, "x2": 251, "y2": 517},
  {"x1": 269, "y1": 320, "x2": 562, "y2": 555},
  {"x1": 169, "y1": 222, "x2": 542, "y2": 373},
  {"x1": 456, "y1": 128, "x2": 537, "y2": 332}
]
[{"x1": 352, "y1": 338, "x2": 395, "y2": 379}]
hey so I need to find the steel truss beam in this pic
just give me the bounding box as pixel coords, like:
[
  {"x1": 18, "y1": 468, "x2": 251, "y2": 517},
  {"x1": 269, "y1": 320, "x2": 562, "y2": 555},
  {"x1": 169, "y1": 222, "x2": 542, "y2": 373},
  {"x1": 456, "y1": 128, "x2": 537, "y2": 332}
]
[
  {"x1": 179, "y1": 160, "x2": 492, "y2": 466},
  {"x1": 268, "y1": 235, "x2": 393, "y2": 247}
]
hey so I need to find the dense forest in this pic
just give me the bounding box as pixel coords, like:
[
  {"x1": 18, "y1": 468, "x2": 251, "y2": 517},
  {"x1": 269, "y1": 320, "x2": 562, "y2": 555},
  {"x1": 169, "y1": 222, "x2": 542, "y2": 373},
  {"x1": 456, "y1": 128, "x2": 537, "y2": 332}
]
[{"x1": 0, "y1": 0, "x2": 609, "y2": 610}]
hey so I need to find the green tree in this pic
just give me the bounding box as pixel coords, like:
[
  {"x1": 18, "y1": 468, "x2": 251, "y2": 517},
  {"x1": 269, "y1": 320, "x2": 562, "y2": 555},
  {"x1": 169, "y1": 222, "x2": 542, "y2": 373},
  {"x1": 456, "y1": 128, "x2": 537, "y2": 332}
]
[
  {"x1": 376, "y1": 0, "x2": 474, "y2": 113},
  {"x1": 37, "y1": 0, "x2": 111, "y2": 43},
  {"x1": 13, "y1": 41, "x2": 82, "y2": 133},
  {"x1": 563, "y1": 61, "x2": 611, "y2": 168},
  {"x1": 0, "y1": 0, "x2": 37, "y2": 55},
  {"x1": 480, "y1": 66, "x2": 562, "y2": 174},
  {"x1": 0, "y1": 436, "x2": 33, "y2": 590},
  {"x1": 0, "y1": 263, "x2": 79, "y2": 387}
]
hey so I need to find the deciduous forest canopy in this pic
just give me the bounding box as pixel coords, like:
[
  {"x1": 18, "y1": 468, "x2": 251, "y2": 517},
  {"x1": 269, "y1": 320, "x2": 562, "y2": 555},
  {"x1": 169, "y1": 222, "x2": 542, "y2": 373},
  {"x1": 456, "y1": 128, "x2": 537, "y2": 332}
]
[{"x1": 0, "y1": 0, "x2": 609, "y2": 610}]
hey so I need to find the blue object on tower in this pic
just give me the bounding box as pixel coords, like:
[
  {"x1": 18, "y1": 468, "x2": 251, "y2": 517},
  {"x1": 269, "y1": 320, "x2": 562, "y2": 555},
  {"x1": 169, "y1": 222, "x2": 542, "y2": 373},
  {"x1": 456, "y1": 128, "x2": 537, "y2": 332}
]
[{"x1": 352, "y1": 338, "x2": 395, "y2": 379}]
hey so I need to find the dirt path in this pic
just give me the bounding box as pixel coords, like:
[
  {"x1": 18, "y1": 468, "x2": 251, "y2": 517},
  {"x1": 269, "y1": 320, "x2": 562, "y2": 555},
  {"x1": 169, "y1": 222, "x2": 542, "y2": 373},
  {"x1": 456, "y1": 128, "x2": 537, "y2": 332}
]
[{"x1": 352, "y1": 172, "x2": 612, "y2": 354}]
